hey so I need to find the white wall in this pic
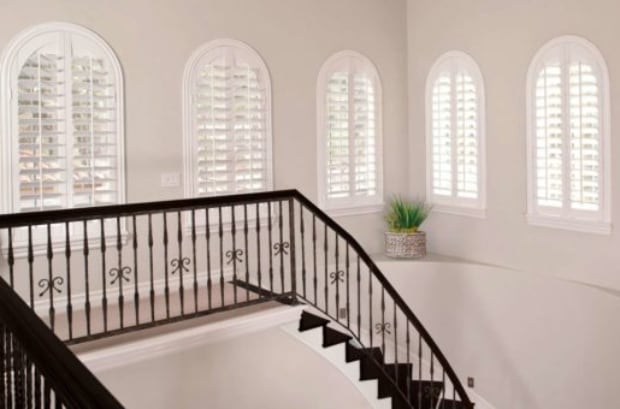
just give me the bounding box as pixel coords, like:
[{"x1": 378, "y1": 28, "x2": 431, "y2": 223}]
[
  {"x1": 378, "y1": 258, "x2": 620, "y2": 409},
  {"x1": 407, "y1": 0, "x2": 620, "y2": 292},
  {"x1": 0, "y1": 0, "x2": 409, "y2": 254},
  {"x1": 94, "y1": 326, "x2": 373, "y2": 409}
]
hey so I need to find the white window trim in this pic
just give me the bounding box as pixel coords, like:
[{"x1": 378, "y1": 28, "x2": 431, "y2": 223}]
[
  {"x1": 425, "y1": 50, "x2": 487, "y2": 218},
  {"x1": 525, "y1": 35, "x2": 612, "y2": 235},
  {"x1": 182, "y1": 38, "x2": 274, "y2": 201},
  {"x1": 316, "y1": 50, "x2": 384, "y2": 216},
  {"x1": 0, "y1": 22, "x2": 126, "y2": 255}
]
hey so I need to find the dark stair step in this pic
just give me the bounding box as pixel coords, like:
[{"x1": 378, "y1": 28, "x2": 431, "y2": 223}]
[
  {"x1": 359, "y1": 349, "x2": 386, "y2": 381},
  {"x1": 408, "y1": 380, "x2": 445, "y2": 409},
  {"x1": 345, "y1": 343, "x2": 383, "y2": 363},
  {"x1": 299, "y1": 311, "x2": 329, "y2": 332},
  {"x1": 322, "y1": 326, "x2": 352, "y2": 347},
  {"x1": 438, "y1": 399, "x2": 469, "y2": 409},
  {"x1": 377, "y1": 363, "x2": 414, "y2": 398}
]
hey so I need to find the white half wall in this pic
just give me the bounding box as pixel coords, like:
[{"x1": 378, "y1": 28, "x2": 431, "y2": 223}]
[{"x1": 377, "y1": 257, "x2": 620, "y2": 409}]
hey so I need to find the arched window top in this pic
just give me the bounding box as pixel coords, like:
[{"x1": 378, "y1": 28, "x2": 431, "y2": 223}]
[
  {"x1": 317, "y1": 50, "x2": 383, "y2": 214},
  {"x1": 183, "y1": 39, "x2": 273, "y2": 198},
  {"x1": 0, "y1": 22, "x2": 125, "y2": 214},
  {"x1": 526, "y1": 35, "x2": 611, "y2": 234},
  {"x1": 425, "y1": 51, "x2": 486, "y2": 217}
]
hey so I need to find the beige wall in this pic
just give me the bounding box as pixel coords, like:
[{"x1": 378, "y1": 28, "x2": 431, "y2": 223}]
[
  {"x1": 407, "y1": 0, "x2": 620, "y2": 291},
  {"x1": 0, "y1": 0, "x2": 409, "y2": 254}
]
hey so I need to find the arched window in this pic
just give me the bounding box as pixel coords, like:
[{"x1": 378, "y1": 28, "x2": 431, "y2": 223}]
[
  {"x1": 317, "y1": 50, "x2": 383, "y2": 214},
  {"x1": 526, "y1": 36, "x2": 611, "y2": 233},
  {"x1": 426, "y1": 51, "x2": 486, "y2": 217},
  {"x1": 0, "y1": 22, "x2": 125, "y2": 214},
  {"x1": 183, "y1": 39, "x2": 272, "y2": 198}
]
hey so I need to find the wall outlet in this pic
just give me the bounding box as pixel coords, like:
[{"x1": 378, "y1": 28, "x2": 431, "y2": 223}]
[
  {"x1": 161, "y1": 172, "x2": 181, "y2": 188},
  {"x1": 467, "y1": 377, "x2": 475, "y2": 388},
  {"x1": 338, "y1": 307, "x2": 347, "y2": 319}
]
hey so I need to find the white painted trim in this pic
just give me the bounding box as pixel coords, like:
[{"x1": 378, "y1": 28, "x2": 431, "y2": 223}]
[
  {"x1": 525, "y1": 35, "x2": 612, "y2": 234},
  {"x1": 326, "y1": 202, "x2": 384, "y2": 218},
  {"x1": 425, "y1": 50, "x2": 487, "y2": 213},
  {"x1": 79, "y1": 304, "x2": 304, "y2": 372},
  {"x1": 182, "y1": 38, "x2": 273, "y2": 200},
  {"x1": 33, "y1": 268, "x2": 235, "y2": 316},
  {"x1": 0, "y1": 22, "x2": 126, "y2": 216},
  {"x1": 316, "y1": 50, "x2": 384, "y2": 212},
  {"x1": 432, "y1": 203, "x2": 486, "y2": 219}
]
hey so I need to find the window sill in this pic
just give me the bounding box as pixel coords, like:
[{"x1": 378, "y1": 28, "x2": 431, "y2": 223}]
[
  {"x1": 325, "y1": 203, "x2": 385, "y2": 218},
  {"x1": 432, "y1": 204, "x2": 486, "y2": 219},
  {"x1": 526, "y1": 214, "x2": 612, "y2": 235}
]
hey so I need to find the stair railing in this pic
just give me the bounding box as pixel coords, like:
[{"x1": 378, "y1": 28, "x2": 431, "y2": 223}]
[
  {"x1": 0, "y1": 275, "x2": 123, "y2": 408},
  {"x1": 0, "y1": 189, "x2": 472, "y2": 408}
]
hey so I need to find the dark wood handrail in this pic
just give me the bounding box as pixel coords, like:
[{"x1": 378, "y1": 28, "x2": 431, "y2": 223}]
[{"x1": 0, "y1": 277, "x2": 124, "y2": 409}]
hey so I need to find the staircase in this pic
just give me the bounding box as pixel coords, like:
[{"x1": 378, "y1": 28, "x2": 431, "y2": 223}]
[
  {"x1": 298, "y1": 310, "x2": 467, "y2": 409},
  {"x1": 0, "y1": 190, "x2": 473, "y2": 408}
]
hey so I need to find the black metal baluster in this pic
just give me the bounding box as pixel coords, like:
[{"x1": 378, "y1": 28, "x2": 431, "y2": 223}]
[
  {"x1": 278, "y1": 201, "x2": 284, "y2": 293},
  {"x1": 25, "y1": 356, "x2": 32, "y2": 409},
  {"x1": 176, "y1": 211, "x2": 184, "y2": 315},
  {"x1": 34, "y1": 367, "x2": 41, "y2": 409},
  {"x1": 163, "y1": 212, "x2": 170, "y2": 319},
  {"x1": 116, "y1": 216, "x2": 124, "y2": 329},
  {"x1": 406, "y1": 321, "x2": 411, "y2": 403},
  {"x1": 312, "y1": 215, "x2": 317, "y2": 304},
  {"x1": 381, "y1": 288, "x2": 386, "y2": 355},
  {"x1": 324, "y1": 224, "x2": 328, "y2": 314},
  {"x1": 356, "y1": 255, "x2": 361, "y2": 337},
  {"x1": 288, "y1": 198, "x2": 297, "y2": 300},
  {"x1": 394, "y1": 301, "x2": 398, "y2": 385},
  {"x1": 418, "y1": 334, "x2": 423, "y2": 409},
  {"x1": 191, "y1": 210, "x2": 198, "y2": 313},
  {"x1": 132, "y1": 215, "x2": 139, "y2": 325},
  {"x1": 148, "y1": 214, "x2": 155, "y2": 322},
  {"x1": 334, "y1": 232, "x2": 339, "y2": 321},
  {"x1": 28, "y1": 225, "x2": 34, "y2": 308},
  {"x1": 243, "y1": 205, "x2": 250, "y2": 301},
  {"x1": 46, "y1": 224, "x2": 55, "y2": 332},
  {"x1": 14, "y1": 342, "x2": 23, "y2": 408},
  {"x1": 206, "y1": 208, "x2": 212, "y2": 310},
  {"x1": 83, "y1": 221, "x2": 91, "y2": 336},
  {"x1": 100, "y1": 218, "x2": 108, "y2": 333},
  {"x1": 231, "y1": 205, "x2": 238, "y2": 304},
  {"x1": 0, "y1": 324, "x2": 5, "y2": 407},
  {"x1": 64, "y1": 222, "x2": 72, "y2": 340},
  {"x1": 430, "y1": 353, "x2": 435, "y2": 409},
  {"x1": 54, "y1": 394, "x2": 61, "y2": 409},
  {"x1": 255, "y1": 204, "x2": 262, "y2": 297},
  {"x1": 442, "y1": 370, "x2": 446, "y2": 405},
  {"x1": 300, "y1": 203, "x2": 306, "y2": 299},
  {"x1": 218, "y1": 207, "x2": 224, "y2": 307},
  {"x1": 6, "y1": 333, "x2": 12, "y2": 409},
  {"x1": 7, "y1": 227, "x2": 14, "y2": 287},
  {"x1": 345, "y1": 245, "x2": 350, "y2": 328},
  {"x1": 369, "y1": 268, "x2": 373, "y2": 348},
  {"x1": 267, "y1": 204, "x2": 274, "y2": 293},
  {"x1": 43, "y1": 377, "x2": 50, "y2": 409}
]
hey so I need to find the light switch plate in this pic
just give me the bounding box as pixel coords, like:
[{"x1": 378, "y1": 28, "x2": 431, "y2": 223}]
[{"x1": 161, "y1": 172, "x2": 181, "y2": 188}]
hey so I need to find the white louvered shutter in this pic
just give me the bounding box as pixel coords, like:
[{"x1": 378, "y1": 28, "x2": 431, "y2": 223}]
[
  {"x1": 569, "y1": 61, "x2": 600, "y2": 211},
  {"x1": 15, "y1": 31, "x2": 119, "y2": 212},
  {"x1": 455, "y1": 72, "x2": 478, "y2": 199},
  {"x1": 325, "y1": 70, "x2": 377, "y2": 200},
  {"x1": 535, "y1": 64, "x2": 563, "y2": 208},
  {"x1": 193, "y1": 50, "x2": 268, "y2": 196},
  {"x1": 431, "y1": 73, "x2": 452, "y2": 196}
]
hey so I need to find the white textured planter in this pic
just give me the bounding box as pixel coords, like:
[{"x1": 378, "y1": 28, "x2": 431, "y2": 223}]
[{"x1": 384, "y1": 231, "x2": 426, "y2": 259}]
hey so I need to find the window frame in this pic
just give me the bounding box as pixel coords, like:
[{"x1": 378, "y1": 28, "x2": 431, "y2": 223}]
[
  {"x1": 316, "y1": 50, "x2": 384, "y2": 216},
  {"x1": 182, "y1": 38, "x2": 274, "y2": 201},
  {"x1": 525, "y1": 35, "x2": 611, "y2": 234},
  {"x1": 425, "y1": 50, "x2": 487, "y2": 219},
  {"x1": 0, "y1": 22, "x2": 126, "y2": 255}
]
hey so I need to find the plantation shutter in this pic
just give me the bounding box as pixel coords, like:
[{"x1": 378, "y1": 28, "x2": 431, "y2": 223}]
[
  {"x1": 15, "y1": 31, "x2": 119, "y2": 212},
  {"x1": 569, "y1": 61, "x2": 600, "y2": 211},
  {"x1": 535, "y1": 64, "x2": 563, "y2": 208},
  {"x1": 455, "y1": 72, "x2": 478, "y2": 199},
  {"x1": 431, "y1": 73, "x2": 452, "y2": 196},
  {"x1": 325, "y1": 70, "x2": 377, "y2": 200},
  {"x1": 193, "y1": 50, "x2": 268, "y2": 196}
]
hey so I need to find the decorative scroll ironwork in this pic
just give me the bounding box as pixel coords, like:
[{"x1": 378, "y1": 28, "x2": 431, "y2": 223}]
[
  {"x1": 375, "y1": 322, "x2": 392, "y2": 335},
  {"x1": 273, "y1": 241, "x2": 290, "y2": 256},
  {"x1": 329, "y1": 270, "x2": 345, "y2": 284},
  {"x1": 109, "y1": 266, "x2": 132, "y2": 285},
  {"x1": 171, "y1": 257, "x2": 191, "y2": 275},
  {"x1": 225, "y1": 249, "x2": 243, "y2": 265},
  {"x1": 38, "y1": 277, "x2": 64, "y2": 297}
]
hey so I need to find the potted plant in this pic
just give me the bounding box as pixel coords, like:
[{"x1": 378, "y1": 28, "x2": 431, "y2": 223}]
[{"x1": 385, "y1": 196, "x2": 432, "y2": 258}]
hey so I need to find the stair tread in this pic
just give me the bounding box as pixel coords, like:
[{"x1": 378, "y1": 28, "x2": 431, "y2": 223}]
[
  {"x1": 322, "y1": 326, "x2": 352, "y2": 347},
  {"x1": 298, "y1": 311, "x2": 330, "y2": 332}
]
